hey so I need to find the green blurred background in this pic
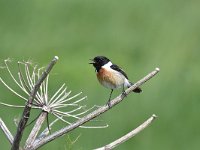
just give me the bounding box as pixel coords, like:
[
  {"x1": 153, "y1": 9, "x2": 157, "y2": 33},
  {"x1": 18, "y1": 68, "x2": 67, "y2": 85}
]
[{"x1": 0, "y1": 0, "x2": 200, "y2": 149}]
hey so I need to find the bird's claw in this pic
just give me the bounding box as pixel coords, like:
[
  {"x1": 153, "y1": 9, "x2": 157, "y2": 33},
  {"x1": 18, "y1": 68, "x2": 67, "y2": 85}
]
[
  {"x1": 122, "y1": 91, "x2": 127, "y2": 97},
  {"x1": 107, "y1": 101, "x2": 111, "y2": 108}
]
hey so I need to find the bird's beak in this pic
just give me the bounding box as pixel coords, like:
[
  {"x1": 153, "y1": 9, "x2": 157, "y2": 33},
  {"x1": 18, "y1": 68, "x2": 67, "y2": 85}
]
[{"x1": 89, "y1": 59, "x2": 95, "y2": 64}]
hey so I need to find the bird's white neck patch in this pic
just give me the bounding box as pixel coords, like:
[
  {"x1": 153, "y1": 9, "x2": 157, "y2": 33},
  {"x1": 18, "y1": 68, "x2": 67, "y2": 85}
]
[{"x1": 102, "y1": 61, "x2": 112, "y2": 69}]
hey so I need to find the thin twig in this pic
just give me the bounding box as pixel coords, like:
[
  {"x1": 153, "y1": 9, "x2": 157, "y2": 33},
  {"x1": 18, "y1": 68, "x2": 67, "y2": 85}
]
[
  {"x1": 95, "y1": 114, "x2": 157, "y2": 150},
  {"x1": 11, "y1": 56, "x2": 59, "y2": 150},
  {"x1": 30, "y1": 67, "x2": 160, "y2": 150},
  {"x1": 37, "y1": 118, "x2": 60, "y2": 141},
  {"x1": 0, "y1": 118, "x2": 14, "y2": 145}
]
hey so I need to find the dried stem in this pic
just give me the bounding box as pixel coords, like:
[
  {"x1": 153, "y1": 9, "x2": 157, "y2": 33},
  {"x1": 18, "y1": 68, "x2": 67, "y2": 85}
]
[
  {"x1": 95, "y1": 114, "x2": 157, "y2": 150},
  {"x1": 11, "y1": 56, "x2": 59, "y2": 150},
  {"x1": 25, "y1": 112, "x2": 48, "y2": 149},
  {"x1": 0, "y1": 118, "x2": 14, "y2": 145},
  {"x1": 30, "y1": 67, "x2": 160, "y2": 150}
]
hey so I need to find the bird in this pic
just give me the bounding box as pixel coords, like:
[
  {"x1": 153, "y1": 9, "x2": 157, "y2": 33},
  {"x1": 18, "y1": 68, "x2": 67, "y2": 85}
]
[{"x1": 90, "y1": 56, "x2": 142, "y2": 107}]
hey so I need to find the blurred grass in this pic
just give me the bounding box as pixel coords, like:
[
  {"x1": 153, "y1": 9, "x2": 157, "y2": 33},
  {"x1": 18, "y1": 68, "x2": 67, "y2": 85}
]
[{"x1": 0, "y1": 0, "x2": 200, "y2": 149}]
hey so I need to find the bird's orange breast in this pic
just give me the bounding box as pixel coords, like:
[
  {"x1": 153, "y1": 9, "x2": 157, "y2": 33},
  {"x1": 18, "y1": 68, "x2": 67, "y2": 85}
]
[{"x1": 97, "y1": 68, "x2": 118, "y2": 89}]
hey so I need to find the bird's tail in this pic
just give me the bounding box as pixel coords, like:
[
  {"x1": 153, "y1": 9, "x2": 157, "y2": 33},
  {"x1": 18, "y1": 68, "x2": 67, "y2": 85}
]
[
  {"x1": 128, "y1": 82, "x2": 142, "y2": 93},
  {"x1": 133, "y1": 87, "x2": 142, "y2": 93}
]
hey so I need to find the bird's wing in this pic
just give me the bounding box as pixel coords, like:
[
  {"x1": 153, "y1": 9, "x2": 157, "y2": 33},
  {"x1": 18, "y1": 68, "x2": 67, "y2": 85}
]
[{"x1": 110, "y1": 64, "x2": 129, "y2": 79}]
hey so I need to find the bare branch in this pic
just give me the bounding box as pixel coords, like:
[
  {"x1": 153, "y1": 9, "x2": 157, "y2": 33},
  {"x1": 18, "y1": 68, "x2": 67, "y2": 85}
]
[
  {"x1": 0, "y1": 118, "x2": 14, "y2": 145},
  {"x1": 95, "y1": 114, "x2": 157, "y2": 150},
  {"x1": 11, "y1": 56, "x2": 59, "y2": 150},
  {"x1": 31, "y1": 67, "x2": 160, "y2": 150},
  {"x1": 25, "y1": 112, "x2": 48, "y2": 149}
]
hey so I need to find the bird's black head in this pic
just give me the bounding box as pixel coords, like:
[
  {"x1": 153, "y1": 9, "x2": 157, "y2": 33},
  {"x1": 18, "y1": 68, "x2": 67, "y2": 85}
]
[{"x1": 90, "y1": 56, "x2": 110, "y2": 72}]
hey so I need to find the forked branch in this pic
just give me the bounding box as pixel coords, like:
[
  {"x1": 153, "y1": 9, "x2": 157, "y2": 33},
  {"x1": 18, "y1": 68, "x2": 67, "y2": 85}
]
[
  {"x1": 11, "y1": 56, "x2": 59, "y2": 150},
  {"x1": 0, "y1": 57, "x2": 159, "y2": 150},
  {"x1": 30, "y1": 68, "x2": 160, "y2": 150}
]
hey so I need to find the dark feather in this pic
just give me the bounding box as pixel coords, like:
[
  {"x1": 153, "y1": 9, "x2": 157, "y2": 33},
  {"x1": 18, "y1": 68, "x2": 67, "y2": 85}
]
[
  {"x1": 110, "y1": 64, "x2": 129, "y2": 79},
  {"x1": 133, "y1": 87, "x2": 142, "y2": 93},
  {"x1": 128, "y1": 82, "x2": 142, "y2": 93}
]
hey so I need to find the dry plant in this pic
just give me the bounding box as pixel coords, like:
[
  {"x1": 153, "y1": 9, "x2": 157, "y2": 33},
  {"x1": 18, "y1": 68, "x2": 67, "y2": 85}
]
[{"x1": 0, "y1": 56, "x2": 160, "y2": 150}]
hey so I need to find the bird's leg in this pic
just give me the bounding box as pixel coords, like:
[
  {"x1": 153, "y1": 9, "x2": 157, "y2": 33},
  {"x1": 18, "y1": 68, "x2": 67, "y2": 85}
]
[
  {"x1": 122, "y1": 85, "x2": 127, "y2": 97},
  {"x1": 107, "y1": 89, "x2": 113, "y2": 108}
]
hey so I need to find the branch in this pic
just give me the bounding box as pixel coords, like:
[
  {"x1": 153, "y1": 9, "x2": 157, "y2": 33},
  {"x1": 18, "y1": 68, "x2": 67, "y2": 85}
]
[
  {"x1": 31, "y1": 67, "x2": 160, "y2": 150},
  {"x1": 95, "y1": 114, "x2": 157, "y2": 150},
  {"x1": 11, "y1": 56, "x2": 59, "y2": 150},
  {"x1": 25, "y1": 112, "x2": 48, "y2": 149},
  {"x1": 0, "y1": 118, "x2": 14, "y2": 145}
]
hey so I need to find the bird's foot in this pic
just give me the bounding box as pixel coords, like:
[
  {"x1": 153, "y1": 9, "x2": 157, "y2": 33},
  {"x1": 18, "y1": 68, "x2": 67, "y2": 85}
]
[
  {"x1": 122, "y1": 91, "x2": 127, "y2": 98},
  {"x1": 107, "y1": 100, "x2": 111, "y2": 108}
]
